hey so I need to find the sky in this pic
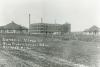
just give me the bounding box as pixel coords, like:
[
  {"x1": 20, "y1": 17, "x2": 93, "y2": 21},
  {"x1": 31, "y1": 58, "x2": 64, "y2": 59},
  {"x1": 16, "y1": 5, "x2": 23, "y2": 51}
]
[{"x1": 0, "y1": 0, "x2": 100, "y2": 31}]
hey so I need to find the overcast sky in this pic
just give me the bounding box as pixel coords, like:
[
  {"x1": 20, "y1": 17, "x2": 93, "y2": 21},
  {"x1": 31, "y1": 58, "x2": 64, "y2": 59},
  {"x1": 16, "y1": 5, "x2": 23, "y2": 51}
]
[{"x1": 0, "y1": 0, "x2": 100, "y2": 31}]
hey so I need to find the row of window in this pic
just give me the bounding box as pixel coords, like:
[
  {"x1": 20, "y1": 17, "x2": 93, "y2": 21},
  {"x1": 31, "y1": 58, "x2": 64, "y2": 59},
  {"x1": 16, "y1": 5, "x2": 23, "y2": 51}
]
[{"x1": 0, "y1": 30, "x2": 28, "y2": 33}]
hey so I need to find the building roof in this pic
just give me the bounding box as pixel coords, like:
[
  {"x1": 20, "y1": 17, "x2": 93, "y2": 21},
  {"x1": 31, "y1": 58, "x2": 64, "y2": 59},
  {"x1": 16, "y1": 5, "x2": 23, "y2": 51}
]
[
  {"x1": 0, "y1": 26, "x2": 5, "y2": 30},
  {"x1": 30, "y1": 22, "x2": 69, "y2": 26},
  {"x1": 63, "y1": 22, "x2": 70, "y2": 25},
  {"x1": 84, "y1": 25, "x2": 100, "y2": 32},
  {"x1": 0, "y1": 21, "x2": 28, "y2": 30}
]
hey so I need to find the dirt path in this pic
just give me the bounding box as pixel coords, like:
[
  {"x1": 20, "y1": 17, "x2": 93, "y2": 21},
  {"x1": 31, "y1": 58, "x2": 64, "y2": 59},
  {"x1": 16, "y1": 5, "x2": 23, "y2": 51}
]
[
  {"x1": 0, "y1": 50, "x2": 16, "y2": 67},
  {"x1": 0, "y1": 48, "x2": 42, "y2": 67}
]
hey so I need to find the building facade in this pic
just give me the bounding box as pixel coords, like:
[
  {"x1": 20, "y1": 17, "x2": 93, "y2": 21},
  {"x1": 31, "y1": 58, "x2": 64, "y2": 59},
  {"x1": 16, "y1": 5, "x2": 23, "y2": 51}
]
[{"x1": 29, "y1": 23, "x2": 71, "y2": 35}]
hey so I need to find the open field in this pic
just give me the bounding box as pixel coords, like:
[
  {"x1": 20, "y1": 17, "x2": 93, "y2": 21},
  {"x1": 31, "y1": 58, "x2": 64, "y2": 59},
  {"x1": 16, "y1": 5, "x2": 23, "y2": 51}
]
[
  {"x1": 0, "y1": 33, "x2": 100, "y2": 67},
  {"x1": 28, "y1": 40, "x2": 100, "y2": 67},
  {"x1": 2, "y1": 40, "x2": 99, "y2": 67}
]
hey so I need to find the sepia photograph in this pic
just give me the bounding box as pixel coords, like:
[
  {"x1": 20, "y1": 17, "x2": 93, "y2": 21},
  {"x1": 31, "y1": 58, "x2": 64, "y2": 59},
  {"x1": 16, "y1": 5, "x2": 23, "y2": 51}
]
[{"x1": 0, "y1": 0, "x2": 100, "y2": 67}]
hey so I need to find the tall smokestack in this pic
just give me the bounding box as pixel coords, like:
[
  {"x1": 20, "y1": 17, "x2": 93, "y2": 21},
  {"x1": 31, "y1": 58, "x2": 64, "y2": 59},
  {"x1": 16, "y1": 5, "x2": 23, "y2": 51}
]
[
  {"x1": 41, "y1": 17, "x2": 43, "y2": 23},
  {"x1": 29, "y1": 13, "x2": 30, "y2": 33},
  {"x1": 29, "y1": 13, "x2": 30, "y2": 28},
  {"x1": 55, "y1": 19, "x2": 56, "y2": 24}
]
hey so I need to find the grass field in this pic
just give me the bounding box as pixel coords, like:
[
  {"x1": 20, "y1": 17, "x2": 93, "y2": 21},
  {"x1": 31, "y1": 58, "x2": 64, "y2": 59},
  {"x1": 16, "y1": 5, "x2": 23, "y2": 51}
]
[
  {"x1": 5, "y1": 40, "x2": 99, "y2": 67},
  {"x1": 32, "y1": 40, "x2": 100, "y2": 67},
  {"x1": 0, "y1": 33, "x2": 100, "y2": 67}
]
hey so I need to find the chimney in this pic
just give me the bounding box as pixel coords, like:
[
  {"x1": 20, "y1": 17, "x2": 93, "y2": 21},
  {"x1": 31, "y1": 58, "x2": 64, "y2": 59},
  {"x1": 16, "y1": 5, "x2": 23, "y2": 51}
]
[
  {"x1": 29, "y1": 13, "x2": 31, "y2": 33},
  {"x1": 29, "y1": 13, "x2": 30, "y2": 28},
  {"x1": 41, "y1": 17, "x2": 43, "y2": 23}
]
